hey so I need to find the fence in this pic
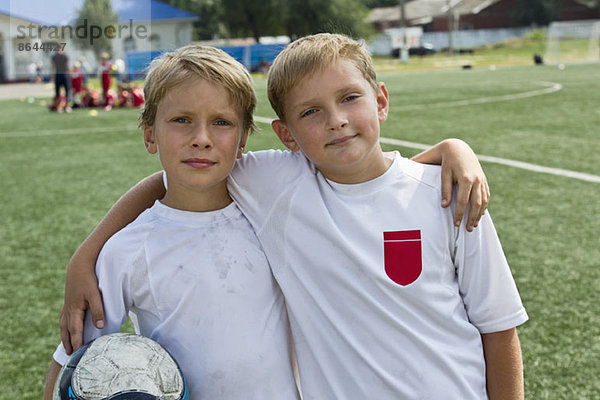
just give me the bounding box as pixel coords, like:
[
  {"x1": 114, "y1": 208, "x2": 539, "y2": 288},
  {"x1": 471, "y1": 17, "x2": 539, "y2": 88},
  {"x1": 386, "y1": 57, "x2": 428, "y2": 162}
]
[
  {"x1": 126, "y1": 43, "x2": 287, "y2": 80},
  {"x1": 370, "y1": 27, "x2": 534, "y2": 55},
  {"x1": 126, "y1": 51, "x2": 161, "y2": 80},
  {"x1": 422, "y1": 27, "x2": 531, "y2": 51},
  {"x1": 218, "y1": 43, "x2": 287, "y2": 72}
]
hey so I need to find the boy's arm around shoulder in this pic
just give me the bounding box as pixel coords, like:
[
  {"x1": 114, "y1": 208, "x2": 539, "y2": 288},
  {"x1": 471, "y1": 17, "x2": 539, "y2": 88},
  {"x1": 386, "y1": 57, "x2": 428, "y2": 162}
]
[
  {"x1": 228, "y1": 150, "x2": 309, "y2": 228},
  {"x1": 411, "y1": 138, "x2": 489, "y2": 231},
  {"x1": 482, "y1": 328, "x2": 524, "y2": 400},
  {"x1": 60, "y1": 171, "x2": 165, "y2": 355}
]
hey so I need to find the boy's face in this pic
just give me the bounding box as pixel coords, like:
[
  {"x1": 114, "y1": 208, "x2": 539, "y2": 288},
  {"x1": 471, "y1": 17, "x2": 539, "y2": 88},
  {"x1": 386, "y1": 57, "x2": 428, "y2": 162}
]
[
  {"x1": 144, "y1": 78, "x2": 247, "y2": 207},
  {"x1": 272, "y1": 59, "x2": 390, "y2": 184}
]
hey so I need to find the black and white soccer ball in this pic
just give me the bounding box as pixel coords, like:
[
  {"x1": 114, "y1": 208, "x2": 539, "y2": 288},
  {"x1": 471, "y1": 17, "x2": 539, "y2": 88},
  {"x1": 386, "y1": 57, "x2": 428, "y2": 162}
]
[{"x1": 53, "y1": 333, "x2": 189, "y2": 400}]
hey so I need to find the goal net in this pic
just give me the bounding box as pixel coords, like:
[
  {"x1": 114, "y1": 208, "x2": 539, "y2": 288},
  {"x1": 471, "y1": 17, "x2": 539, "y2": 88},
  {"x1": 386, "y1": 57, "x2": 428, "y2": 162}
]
[{"x1": 545, "y1": 19, "x2": 600, "y2": 64}]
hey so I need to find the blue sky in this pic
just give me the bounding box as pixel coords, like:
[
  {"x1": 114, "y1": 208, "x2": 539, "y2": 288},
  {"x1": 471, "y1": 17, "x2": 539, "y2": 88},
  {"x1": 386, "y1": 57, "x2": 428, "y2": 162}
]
[{"x1": 0, "y1": 0, "x2": 196, "y2": 25}]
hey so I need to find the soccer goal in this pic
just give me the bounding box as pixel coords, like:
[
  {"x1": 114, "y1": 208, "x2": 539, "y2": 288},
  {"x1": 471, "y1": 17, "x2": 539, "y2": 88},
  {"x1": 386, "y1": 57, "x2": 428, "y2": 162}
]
[{"x1": 545, "y1": 19, "x2": 600, "y2": 64}]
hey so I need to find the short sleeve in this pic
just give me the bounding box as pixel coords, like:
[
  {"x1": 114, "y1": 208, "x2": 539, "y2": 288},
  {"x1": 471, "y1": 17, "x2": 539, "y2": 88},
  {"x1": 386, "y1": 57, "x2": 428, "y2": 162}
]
[
  {"x1": 53, "y1": 342, "x2": 72, "y2": 365},
  {"x1": 454, "y1": 212, "x2": 528, "y2": 334},
  {"x1": 52, "y1": 311, "x2": 105, "y2": 365},
  {"x1": 93, "y1": 234, "x2": 136, "y2": 332},
  {"x1": 227, "y1": 150, "x2": 312, "y2": 231}
]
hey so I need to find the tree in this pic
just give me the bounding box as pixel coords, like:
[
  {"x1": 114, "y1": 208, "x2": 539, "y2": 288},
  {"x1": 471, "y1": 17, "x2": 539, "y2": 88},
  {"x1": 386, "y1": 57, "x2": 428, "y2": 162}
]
[
  {"x1": 162, "y1": 0, "x2": 228, "y2": 41},
  {"x1": 514, "y1": 0, "x2": 558, "y2": 26},
  {"x1": 220, "y1": 0, "x2": 284, "y2": 42},
  {"x1": 72, "y1": 0, "x2": 119, "y2": 60},
  {"x1": 160, "y1": 0, "x2": 373, "y2": 42},
  {"x1": 363, "y1": 0, "x2": 402, "y2": 7},
  {"x1": 282, "y1": 0, "x2": 372, "y2": 40}
]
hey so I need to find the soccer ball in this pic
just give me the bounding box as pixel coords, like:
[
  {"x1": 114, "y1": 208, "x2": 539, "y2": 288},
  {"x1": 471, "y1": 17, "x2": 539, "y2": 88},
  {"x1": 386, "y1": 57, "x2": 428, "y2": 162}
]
[{"x1": 53, "y1": 333, "x2": 189, "y2": 400}]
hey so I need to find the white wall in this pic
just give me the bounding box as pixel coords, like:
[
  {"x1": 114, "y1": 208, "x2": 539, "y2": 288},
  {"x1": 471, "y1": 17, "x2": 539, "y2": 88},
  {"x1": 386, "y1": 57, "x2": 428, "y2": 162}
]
[
  {"x1": 369, "y1": 26, "x2": 534, "y2": 55},
  {"x1": 422, "y1": 27, "x2": 531, "y2": 50}
]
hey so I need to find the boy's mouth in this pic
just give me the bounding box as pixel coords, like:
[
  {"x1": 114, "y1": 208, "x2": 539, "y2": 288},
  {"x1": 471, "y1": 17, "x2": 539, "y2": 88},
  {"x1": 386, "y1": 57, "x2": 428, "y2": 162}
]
[
  {"x1": 183, "y1": 158, "x2": 217, "y2": 169},
  {"x1": 326, "y1": 134, "x2": 358, "y2": 147}
]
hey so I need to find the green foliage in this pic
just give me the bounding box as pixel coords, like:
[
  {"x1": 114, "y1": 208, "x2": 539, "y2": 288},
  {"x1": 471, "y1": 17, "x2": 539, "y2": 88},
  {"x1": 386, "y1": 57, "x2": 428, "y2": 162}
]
[
  {"x1": 513, "y1": 0, "x2": 558, "y2": 26},
  {"x1": 160, "y1": 0, "x2": 372, "y2": 41},
  {"x1": 282, "y1": 0, "x2": 372, "y2": 40},
  {"x1": 220, "y1": 0, "x2": 285, "y2": 42},
  {"x1": 362, "y1": 0, "x2": 400, "y2": 7},
  {"x1": 525, "y1": 28, "x2": 547, "y2": 42},
  {"x1": 72, "y1": 0, "x2": 119, "y2": 60},
  {"x1": 162, "y1": 0, "x2": 228, "y2": 40}
]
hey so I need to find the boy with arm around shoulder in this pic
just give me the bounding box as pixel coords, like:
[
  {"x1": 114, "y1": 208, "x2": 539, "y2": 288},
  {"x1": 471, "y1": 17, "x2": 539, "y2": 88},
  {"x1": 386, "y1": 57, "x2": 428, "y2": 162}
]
[
  {"x1": 44, "y1": 45, "x2": 301, "y2": 400},
  {"x1": 59, "y1": 37, "x2": 506, "y2": 397},
  {"x1": 242, "y1": 32, "x2": 526, "y2": 399}
]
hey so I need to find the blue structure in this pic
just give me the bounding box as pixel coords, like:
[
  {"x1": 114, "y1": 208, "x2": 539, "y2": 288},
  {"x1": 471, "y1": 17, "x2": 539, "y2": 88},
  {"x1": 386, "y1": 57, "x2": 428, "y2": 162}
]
[
  {"x1": 126, "y1": 50, "x2": 162, "y2": 80},
  {"x1": 218, "y1": 43, "x2": 287, "y2": 71},
  {"x1": 127, "y1": 43, "x2": 287, "y2": 80}
]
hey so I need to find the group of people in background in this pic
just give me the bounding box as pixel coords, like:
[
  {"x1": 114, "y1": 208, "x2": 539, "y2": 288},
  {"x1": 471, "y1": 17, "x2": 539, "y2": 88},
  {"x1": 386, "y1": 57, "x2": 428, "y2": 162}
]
[{"x1": 43, "y1": 49, "x2": 144, "y2": 113}]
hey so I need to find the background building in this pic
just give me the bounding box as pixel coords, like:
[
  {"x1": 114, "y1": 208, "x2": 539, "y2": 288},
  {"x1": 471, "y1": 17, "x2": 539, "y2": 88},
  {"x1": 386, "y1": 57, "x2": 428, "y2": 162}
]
[
  {"x1": 0, "y1": 0, "x2": 197, "y2": 82},
  {"x1": 368, "y1": 0, "x2": 600, "y2": 54}
]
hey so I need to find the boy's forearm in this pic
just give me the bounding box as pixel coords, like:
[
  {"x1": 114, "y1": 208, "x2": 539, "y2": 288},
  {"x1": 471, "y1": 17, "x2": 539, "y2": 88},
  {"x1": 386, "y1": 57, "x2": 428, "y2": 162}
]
[
  {"x1": 44, "y1": 360, "x2": 63, "y2": 400},
  {"x1": 68, "y1": 171, "x2": 166, "y2": 271},
  {"x1": 411, "y1": 138, "x2": 462, "y2": 165},
  {"x1": 482, "y1": 328, "x2": 524, "y2": 400}
]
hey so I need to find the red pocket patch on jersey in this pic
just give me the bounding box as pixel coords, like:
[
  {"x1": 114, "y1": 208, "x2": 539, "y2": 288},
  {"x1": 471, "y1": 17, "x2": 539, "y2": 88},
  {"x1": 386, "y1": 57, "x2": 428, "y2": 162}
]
[{"x1": 383, "y1": 230, "x2": 422, "y2": 286}]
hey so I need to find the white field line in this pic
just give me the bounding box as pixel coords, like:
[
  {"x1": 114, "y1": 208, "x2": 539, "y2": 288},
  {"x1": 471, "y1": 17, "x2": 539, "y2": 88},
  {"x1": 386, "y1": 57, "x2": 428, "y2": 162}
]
[
  {"x1": 389, "y1": 81, "x2": 563, "y2": 111},
  {"x1": 378, "y1": 137, "x2": 600, "y2": 183},
  {"x1": 254, "y1": 116, "x2": 276, "y2": 125},
  {"x1": 0, "y1": 125, "x2": 139, "y2": 138}
]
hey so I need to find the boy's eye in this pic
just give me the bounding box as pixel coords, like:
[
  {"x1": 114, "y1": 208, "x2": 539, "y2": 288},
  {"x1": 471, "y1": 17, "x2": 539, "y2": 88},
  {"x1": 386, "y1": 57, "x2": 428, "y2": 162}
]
[
  {"x1": 301, "y1": 109, "x2": 317, "y2": 118},
  {"x1": 342, "y1": 95, "x2": 358, "y2": 103},
  {"x1": 172, "y1": 117, "x2": 190, "y2": 123},
  {"x1": 214, "y1": 120, "x2": 231, "y2": 126}
]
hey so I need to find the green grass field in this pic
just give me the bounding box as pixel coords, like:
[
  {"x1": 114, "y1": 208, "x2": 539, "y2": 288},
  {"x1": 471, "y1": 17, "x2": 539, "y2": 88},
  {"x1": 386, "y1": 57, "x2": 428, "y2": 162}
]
[{"x1": 1, "y1": 61, "x2": 599, "y2": 398}]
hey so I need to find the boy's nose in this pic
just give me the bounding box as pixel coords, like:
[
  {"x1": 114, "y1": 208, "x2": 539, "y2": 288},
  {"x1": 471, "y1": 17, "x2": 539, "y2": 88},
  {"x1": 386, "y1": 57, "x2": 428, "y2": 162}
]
[
  {"x1": 191, "y1": 127, "x2": 212, "y2": 149},
  {"x1": 327, "y1": 112, "x2": 349, "y2": 131},
  {"x1": 192, "y1": 142, "x2": 211, "y2": 149}
]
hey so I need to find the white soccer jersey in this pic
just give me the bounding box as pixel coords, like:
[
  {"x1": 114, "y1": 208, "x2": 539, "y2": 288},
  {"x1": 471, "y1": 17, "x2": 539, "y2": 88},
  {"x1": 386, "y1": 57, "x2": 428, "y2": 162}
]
[
  {"x1": 54, "y1": 201, "x2": 300, "y2": 400},
  {"x1": 228, "y1": 150, "x2": 528, "y2": 399}
]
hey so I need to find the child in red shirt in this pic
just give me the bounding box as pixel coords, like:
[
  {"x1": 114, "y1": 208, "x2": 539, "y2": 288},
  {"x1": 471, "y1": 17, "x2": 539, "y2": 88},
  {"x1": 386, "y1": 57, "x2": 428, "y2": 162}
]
[
  {"x1": 98, "y1": 53, "x2": 112, "y2": 107},
  {"x1": 131, "y1": 86, "x2": 144, "y2": 107},
  {"x1": 71, "y1": 62, "x2": 84, "y2": 106},
  {"x1": 71, "y1": 62, "x2": 83, "y2": 94},
  {"x1": 81, "y1": 84, "x2": 100, "y2": 108}
]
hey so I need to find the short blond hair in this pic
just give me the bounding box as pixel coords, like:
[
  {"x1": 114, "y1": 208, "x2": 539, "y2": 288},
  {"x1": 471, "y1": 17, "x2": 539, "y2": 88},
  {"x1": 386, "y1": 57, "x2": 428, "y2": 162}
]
[
  {"x1": 140, "y1": 45, "x2": 256, "y2": 134},
  {"x1": 267, "y1": 33, "x2": 377, "y2": 121}
]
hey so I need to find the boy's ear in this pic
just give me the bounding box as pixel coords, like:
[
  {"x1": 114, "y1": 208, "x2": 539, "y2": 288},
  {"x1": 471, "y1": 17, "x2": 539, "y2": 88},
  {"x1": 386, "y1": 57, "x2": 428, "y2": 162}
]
[
  {"x1": 237, "y1": 129, "x2": 250, "y2": 159},
  {"x1": 143, "y1": 124, "x2": 158, "y2": 154},
  {"x1": 376, "y1": 82, "x2": 390, "y2": 123},
  {"x1": 272, "y1": 120, "x2": 300, "y2": 152}
]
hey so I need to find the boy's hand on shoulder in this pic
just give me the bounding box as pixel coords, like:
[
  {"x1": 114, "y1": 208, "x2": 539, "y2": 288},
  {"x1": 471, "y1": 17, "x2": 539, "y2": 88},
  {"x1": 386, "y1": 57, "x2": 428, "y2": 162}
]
[
  {"x1": 60, "y1": 255, "x2": 105, "y2": 354},
  {"x1": 438, "y1": 139, "x2": 489, "y2": 231}
]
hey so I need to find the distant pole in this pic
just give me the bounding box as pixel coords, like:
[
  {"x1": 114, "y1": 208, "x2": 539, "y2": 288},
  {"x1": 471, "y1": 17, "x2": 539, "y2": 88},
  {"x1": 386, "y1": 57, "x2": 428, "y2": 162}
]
[
  {"x1": 399, "y1": 0, "x2": 409, "y2": 62},
  {"x1": 446, "y1": 0, "x2": 454, "y2": 56}
]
